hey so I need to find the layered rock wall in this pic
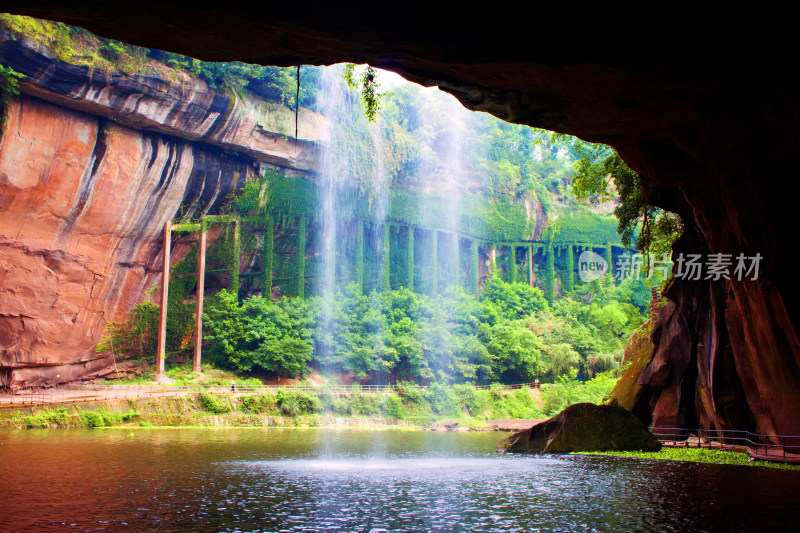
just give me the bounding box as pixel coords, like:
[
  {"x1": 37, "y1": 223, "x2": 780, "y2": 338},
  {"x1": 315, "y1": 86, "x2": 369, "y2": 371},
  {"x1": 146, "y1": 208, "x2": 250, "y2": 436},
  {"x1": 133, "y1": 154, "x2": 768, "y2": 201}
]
[
  {"x1": 0, "y1": 96, "x2": 254, "y2": 386},
  {"x1": 0, "y1": 39, "x2": 324, "y2": 388}
]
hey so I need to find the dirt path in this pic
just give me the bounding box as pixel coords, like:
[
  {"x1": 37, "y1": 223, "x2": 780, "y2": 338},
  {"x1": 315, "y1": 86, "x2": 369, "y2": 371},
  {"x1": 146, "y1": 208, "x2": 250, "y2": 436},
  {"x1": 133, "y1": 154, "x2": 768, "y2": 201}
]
[{"x1": 0, "y1": 386, "x2": 234, "y2": 410}]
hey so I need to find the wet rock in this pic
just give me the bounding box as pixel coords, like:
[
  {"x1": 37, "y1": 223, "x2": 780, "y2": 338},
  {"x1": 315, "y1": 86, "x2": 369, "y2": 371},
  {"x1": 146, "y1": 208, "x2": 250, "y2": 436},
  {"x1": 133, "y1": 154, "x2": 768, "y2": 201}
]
[{"x1": 497, "y1": 403, "x2": 661, "y2": 453}]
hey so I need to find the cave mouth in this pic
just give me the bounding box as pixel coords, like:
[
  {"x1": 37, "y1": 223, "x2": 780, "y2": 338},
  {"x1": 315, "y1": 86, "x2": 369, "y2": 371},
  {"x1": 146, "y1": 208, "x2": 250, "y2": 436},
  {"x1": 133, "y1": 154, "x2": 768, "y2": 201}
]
[
  {"x1": 3, "y1": 7, "x2": 800, "y2": 438},
  {"x1": 0, "y1": 15, "x2": 661, "y2": 400}
]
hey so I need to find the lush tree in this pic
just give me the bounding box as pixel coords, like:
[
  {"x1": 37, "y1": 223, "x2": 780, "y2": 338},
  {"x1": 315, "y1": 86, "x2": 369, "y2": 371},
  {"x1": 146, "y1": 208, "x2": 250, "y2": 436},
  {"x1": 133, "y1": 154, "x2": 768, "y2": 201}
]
[
  {"x1": 569, "y1": 141, "x2": 683, "y2": 262},
  {"x1": 203, "y1": 290, "x2": 313, "y2": 377}
]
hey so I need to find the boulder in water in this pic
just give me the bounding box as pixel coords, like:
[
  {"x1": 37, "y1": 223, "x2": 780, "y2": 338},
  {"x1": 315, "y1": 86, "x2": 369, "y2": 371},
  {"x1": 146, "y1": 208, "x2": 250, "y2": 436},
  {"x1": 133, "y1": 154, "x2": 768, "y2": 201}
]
[{"x1": 497, "y1": 403, "x2": 661, "y2": 453}]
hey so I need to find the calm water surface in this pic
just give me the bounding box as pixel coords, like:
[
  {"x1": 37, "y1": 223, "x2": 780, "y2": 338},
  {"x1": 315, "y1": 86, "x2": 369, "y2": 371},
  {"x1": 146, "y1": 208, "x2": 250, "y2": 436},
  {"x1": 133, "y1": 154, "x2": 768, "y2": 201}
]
[{"x1": 2, "y1": 428, "x2": 799, "y2": 532}]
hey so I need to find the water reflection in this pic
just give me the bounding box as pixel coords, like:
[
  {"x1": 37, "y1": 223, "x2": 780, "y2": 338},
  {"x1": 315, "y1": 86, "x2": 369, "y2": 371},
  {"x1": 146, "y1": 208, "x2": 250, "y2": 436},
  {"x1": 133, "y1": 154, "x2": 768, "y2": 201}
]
[{"x1": 1, "y1": 428, "x2": 799, "y2": 532}]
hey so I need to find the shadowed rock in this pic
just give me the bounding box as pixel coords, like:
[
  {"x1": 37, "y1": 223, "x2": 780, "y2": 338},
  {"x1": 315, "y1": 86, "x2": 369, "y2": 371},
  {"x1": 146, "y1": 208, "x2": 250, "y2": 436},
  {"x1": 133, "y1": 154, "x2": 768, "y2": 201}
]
[{"x1": 497, "y1": 403, "x2": 662, "y2": 453}]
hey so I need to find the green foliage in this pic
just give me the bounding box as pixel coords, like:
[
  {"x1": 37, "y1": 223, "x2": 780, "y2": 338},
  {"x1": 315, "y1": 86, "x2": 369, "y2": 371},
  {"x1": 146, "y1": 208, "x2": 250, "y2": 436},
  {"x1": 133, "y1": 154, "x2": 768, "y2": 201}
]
[
  {"x1": 581, "y1": 448, "x2": 800, "y2": 471},
  {"x1": 275, "y1": 389, "x2": 320, "y2": 416},
  {"x1": 480, "y1": 277, "x2": 548, "y2": 319},
  {"x1": 198, "y1": 274, "x2": 637, "y2": 387},
  {"x1": 540, "y1": 369, "x2": 619, "y2": 416},
  {"x1": 199, "y1": 394, "x2": 232, "y2": 414},
  {"x1": 166, "y1": 246, "x2": 199, "y2": 353},
  {"x1": 0, "y1": 63, "x2": 24, "y2": 125},
  {"x1": 239, "y1": 394, "x2": 278, "y2": 414},
  {"x1": 569, "y1": 141, "x2": 683, "y2": 261},
  {"x1": 296, "y1": 216, "x2": 306, "y2": 298},
  {"x1": 0, "y1": 14, "x2": 147, "y2": 73},
  {"x1": 546, "y1": 243, "x2": 556, "y2": 304},
  {"x1": 265, "y1": 171, "x2": 319, "y2": 217},
  {"x1": 99, "y1": 40, "x2": 126, "y2": 61},
  {"x1": 203, "y1": 290, "x2": 313, "y2": 377},
  {"x1": 98, "y1": 409, "x2": 139, "y2": 426},
  {"x1": 343, "y1": 63, "x2": 381, "y2": 122},
  {"x1": 21, "y1": 407, "x2": 70, "y2": 428},
  {"x1": 81, "y1": 411, "x2": 105, "y2": 428},
  {"x1": 95, "y1": 298, "x2": 159, "y2": 358},
  {"x1": 550, "y1": 214, "x2": 620, "y2": 248},
  {"x1": 483, "y1": 319, "x2": 543, "y2": 383}
]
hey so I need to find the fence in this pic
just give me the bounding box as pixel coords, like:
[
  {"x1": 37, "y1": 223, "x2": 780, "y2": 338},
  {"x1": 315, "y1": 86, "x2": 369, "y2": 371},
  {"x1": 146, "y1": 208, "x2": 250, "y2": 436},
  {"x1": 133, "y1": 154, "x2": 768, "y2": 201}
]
[
  {"x1": 0, "y1": 381, "x2": 541, "y2": 410},
  {"x1": 649, "y1": 426, "x2": 800, "y2": 462}
]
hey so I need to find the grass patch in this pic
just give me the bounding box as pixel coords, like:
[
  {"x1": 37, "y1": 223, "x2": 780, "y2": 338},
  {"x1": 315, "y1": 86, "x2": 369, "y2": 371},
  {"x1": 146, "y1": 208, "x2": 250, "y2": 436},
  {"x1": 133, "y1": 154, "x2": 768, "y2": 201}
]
[{"x1": 579, "y1": 447, "x2": 800, "y2": 471}]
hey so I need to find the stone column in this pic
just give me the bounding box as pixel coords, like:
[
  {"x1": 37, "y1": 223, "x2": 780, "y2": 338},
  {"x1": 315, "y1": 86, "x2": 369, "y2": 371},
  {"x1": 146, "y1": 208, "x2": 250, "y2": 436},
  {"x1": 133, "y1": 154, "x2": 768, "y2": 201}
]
[
  {"x1": 528, "y1": 244, "x2": 534, "y2": 287},
  {"x1": 296, "y1": 215, "x2": 306, "y2": 298},
  {"x1": 546, "y1": 240, "x2": 555, "y2": 303},
  {"x1": 509, "y1": 245, "x2": 517, "y2": 283},
  {"x1": 229, "y1": 218, "x2": 240, "y2": 298},
  {"x1": 565, "y1": 243, "x2": 574, "y2": 292},
  {"x1": 262, "y1": 214, "x2": 273, "y2": 297},
  {"x1": 356, "y1": 219, "x2": 364, "y2": 290},
  {"x1": 470, "y1": 239, "x2": 479, "y2": 292},
  {"x1": 383, "y1": 223, "x2": 391, "y2": 291},
  {"x1": 450, "y1": 233, "x2": 459, "y2": 288},
  {"x1": 193, "y1": 226, "x2": 207, "y2": 373},
  {"x1": 431, "y1": 230, "x2": 438, "y2": 294},
  {"x1": 156, "y1": 221, "x2": 170, "y2": 381},
  {"x1": 406, "y1": 226, "x2": 415, "y2": 291}
]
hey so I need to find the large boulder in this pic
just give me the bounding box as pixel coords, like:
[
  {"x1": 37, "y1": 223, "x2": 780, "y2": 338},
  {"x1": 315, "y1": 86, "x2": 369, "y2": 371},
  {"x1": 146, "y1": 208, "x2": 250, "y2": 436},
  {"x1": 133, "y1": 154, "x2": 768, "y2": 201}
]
[{"x1": 497, "y1": 403, "x2": 661, "y2": 453}]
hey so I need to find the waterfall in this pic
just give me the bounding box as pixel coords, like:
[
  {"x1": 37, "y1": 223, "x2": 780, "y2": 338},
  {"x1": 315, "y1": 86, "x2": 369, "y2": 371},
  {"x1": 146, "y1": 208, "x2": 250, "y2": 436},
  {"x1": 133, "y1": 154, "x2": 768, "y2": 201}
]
[{"x1": 314, "y1": 65, "x2": 388, "y2": 379}]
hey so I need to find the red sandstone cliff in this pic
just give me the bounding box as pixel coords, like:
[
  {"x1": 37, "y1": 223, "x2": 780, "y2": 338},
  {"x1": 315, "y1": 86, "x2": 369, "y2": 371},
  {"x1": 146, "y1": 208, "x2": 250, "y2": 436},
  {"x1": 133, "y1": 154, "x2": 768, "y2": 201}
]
[{"x1": 0, "y1": 39, "x2": 322, "y2": 388}]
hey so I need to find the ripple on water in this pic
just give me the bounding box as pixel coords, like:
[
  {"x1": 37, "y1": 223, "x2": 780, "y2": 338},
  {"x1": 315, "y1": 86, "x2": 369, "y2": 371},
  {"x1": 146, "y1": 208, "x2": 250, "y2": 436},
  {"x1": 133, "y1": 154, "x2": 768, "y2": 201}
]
[{"x1": 2, "y1": 429, "x2": 800, "y2": 532}]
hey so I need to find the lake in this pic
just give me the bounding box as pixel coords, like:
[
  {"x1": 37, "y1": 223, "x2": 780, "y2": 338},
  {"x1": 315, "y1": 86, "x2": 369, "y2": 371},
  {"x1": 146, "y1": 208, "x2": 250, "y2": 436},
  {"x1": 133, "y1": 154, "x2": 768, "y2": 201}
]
[{"x1": 2, "y1": 428, "x2": 799, "y2": 532}]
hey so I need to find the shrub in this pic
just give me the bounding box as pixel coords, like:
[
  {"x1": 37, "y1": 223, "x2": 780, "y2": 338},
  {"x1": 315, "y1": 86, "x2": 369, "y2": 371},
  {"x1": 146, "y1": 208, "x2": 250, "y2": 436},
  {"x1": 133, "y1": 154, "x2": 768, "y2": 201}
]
[
  {"x1": 384, "y1": 394, "x2": 405, "y2": 419},
  {"x1": 339, "y1": 394, "x2": 384, "y2": 416},
  {"x1": 428, "y1": 382, "x2": 461, "y2": 418},
  {"x1": 199, "y1": 394, "x2": 232, "y2": 414},
  {"x1": 22, "y1": 414, "x2": 49, "y2": 429},
  {"x1": 239, "y1": 394, "x2": 278, "y2": 414},
  {"x1": 275, "y1": 390, "x2": 320, "y2": 416},
  {"x1": 451, "y1": 383, "x2": 490, "y2": 418},
  {"x1": 82, "y1": 411, "x2": 105, "y2": 428}
]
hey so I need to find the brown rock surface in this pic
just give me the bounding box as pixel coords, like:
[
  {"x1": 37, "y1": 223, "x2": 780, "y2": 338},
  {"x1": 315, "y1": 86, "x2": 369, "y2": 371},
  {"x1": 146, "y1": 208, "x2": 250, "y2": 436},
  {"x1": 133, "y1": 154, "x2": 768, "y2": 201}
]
[
  {"x1": 497, "y1": 403, "x2": 661, "y2": 453},
  {"x1": 0, "y1": 86, "x2": 317, "y2": 388},
  {"x1": 0, "y1": 38, "x2": 322, "y2": 173}
]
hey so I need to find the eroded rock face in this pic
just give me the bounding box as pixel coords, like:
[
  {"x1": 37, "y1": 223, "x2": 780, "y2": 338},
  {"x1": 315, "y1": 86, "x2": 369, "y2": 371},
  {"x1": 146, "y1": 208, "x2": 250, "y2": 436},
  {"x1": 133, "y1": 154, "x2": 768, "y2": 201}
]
[
  {"x1": 612, "y1": 225, "x2": 789, "y2": 437},
  {"x1": 0, "y1": 38, "x2": 322, "y2": 173},
  {"x1": 0, "y1": 27, "x2": 334, "y2": 388},
  {"x1": 497, "y1": 403, "x2": 661, "y2": 453},
  {"x1": 0, "y1": 96, "x2": 264, "y2": 387}
]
